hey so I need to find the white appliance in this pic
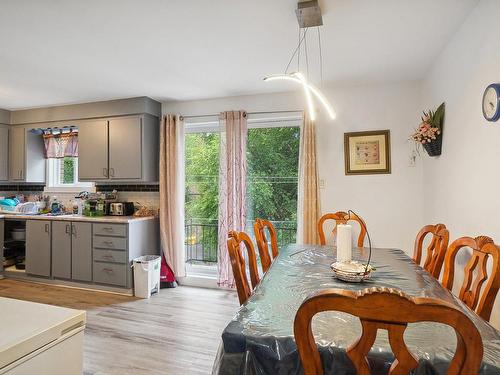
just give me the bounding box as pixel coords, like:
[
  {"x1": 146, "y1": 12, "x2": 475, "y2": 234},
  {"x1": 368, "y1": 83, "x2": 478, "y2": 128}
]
[{"x1": 0, "y1": 297, "x2": 86, "y2": 375}]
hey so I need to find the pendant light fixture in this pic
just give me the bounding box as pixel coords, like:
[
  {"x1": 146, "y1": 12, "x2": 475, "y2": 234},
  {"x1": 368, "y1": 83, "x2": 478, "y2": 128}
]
[{"x1": 264, "y1": 1, "x2": 335, "y2": 121}]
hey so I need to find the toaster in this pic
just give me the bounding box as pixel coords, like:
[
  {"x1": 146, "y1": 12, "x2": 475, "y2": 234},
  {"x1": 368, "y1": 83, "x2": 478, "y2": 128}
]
[{"x1": 108, "y1": 202, "x2": 135, "y2": 216}]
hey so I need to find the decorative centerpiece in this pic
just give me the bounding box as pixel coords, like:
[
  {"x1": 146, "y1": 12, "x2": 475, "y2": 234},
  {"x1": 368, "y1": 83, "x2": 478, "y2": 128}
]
[
  {"x1": 330, "y1": 210, "x2": 373, "y2": 283},
  {"x1": 410, "y1": 102, "x2": 445, "y2": 157}
]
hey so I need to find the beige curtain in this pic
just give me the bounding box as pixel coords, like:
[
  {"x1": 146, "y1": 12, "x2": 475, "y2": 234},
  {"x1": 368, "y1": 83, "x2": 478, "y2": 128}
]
[
  {"x1": 159, "y1": 114, "x2": 186, "y2": 278},
  {"x1": 297, "y1": 112, "x2": 321, "y2": 244},
  {"x1": 217, "y1": 111, "x2": 247, "y2": 288}
]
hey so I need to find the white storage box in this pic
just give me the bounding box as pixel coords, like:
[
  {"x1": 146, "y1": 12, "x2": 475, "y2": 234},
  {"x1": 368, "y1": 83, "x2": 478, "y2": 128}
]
[
  {"x1": 0, "y1": 297, "x2": 85, "y2": 375},
  {"x1": 132, "y1": 255, "x2": 161, "y2": 298}
]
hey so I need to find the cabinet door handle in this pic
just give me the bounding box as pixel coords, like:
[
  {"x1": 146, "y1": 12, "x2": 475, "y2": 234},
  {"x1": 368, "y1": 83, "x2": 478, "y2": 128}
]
[
  {"x1": 103, "y1": 268, "x2": 114, "y2": 273},
  {"x1": 44, "y1": 223, "x2": 50, "y2": 233},
  {"x1": 102, "y1": 227, "x2": 113, "y2": 232},
  {"x1": 109, "y1": 168, "x2": 115, "y2": 177},
  {"x1": 65, "y1": 224, "x2": 70, "y2": 234},
  {"x1": 71, "y1": 224, "x2": 77, "y2": 236},
  {"x1": 103, "y1": 240, "x2": 114, "y2": 247},
  {"x1": 102, "y1": 254, "x2": 114, "y2": 260},
  {"x1": 20, "y1": 169, "x2": 23, "y2": 179},
  {"x1": 103, "y1": 168, "x2": 108, "y2": 177}
]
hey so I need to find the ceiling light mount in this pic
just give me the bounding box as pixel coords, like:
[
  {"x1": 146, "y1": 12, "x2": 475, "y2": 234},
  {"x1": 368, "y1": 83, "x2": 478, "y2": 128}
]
[{"x1": 296, "y1": 1, "x2": 323, "y2": 28}]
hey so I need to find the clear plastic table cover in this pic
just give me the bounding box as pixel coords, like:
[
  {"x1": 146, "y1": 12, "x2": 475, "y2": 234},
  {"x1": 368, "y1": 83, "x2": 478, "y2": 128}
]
[{"x1": 213, "y1": 245, "x2": 500, "y2": 375}]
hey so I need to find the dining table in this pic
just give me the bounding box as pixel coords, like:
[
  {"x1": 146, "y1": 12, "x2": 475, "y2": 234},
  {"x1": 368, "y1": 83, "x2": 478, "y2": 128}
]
[{"x1": 212, "y1": 244, "x2": 500, "y2": 375}]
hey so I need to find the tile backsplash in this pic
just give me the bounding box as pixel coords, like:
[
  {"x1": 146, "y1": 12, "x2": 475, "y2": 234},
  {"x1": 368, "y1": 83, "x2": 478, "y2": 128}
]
[{"x1": 0, "y1": 186, "x2": 160, "y2": 212}]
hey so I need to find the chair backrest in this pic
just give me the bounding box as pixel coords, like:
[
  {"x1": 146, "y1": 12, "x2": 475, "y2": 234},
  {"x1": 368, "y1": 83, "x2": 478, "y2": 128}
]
[
  {"x1": 294, "y1": 287, "x2": 483, "y2": 375},
  {"x1": 442, "y1": 235, "x2": 500, "y2": 321},
  {"x1": 413, "y1": 223, "x2": 450, "y2": 278},
  {"x1": 253, "y1": 218, "x2": 279, "y2": 273},
  {"x1": 317, "y1": 211, "x2": 367, "y2": 247},
  {"x1": 227, "y1": 231, "x2": 260, "y2": 305}
]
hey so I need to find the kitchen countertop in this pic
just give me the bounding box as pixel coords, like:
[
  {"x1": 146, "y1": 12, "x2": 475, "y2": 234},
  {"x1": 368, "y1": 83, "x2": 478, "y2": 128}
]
[{"x1": 0, "y1": 213, "x2": 157, "y2": 223}]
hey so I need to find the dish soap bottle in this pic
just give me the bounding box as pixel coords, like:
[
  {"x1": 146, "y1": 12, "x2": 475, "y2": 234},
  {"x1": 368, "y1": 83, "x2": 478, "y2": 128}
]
[{"x1": 51, "y1": 197, "x2": 61, "y2": 214}]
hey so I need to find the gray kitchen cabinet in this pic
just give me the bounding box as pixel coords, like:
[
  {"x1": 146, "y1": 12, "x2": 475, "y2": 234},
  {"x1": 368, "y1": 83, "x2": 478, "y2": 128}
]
[
  {"x1": 78, "y1": 119, "x2": 109, "y2": 180},
  {"x1": 9, "y1": 127, "x2": 24, "y2": 181},
  {"x1": 52, "y1": 221, "x2": 92, "y2": 281},
  {"x1": 8, "y1": 127, "x2": 45, "y2": 182},
  {"x1": 51, "y1": 221, "x2": 72, "y2": 279},
  {"x1": 93, "y1": 219, "x2": 159, "y2": 288},
  {"x1": 26, "y1": 220, "x2": 51, "y2": 277},
  {"x1": 78, "y1": 115, "x2": 158, "y2": 182},
  {"x1": 109, "y1": 117, "x2": 142, "y2": 179},
  {"x1": 71, "y1": 222, "x2": 92, "y2": 282},
  {"x1": 0, "y1": 126, "x2": 8, "y2": 181}
]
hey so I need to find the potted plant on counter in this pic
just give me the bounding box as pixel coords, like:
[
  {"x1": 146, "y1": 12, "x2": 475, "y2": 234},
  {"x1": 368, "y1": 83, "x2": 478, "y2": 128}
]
[{"x1": 411, "y1": 102, "x2": 445, "y2": 157}]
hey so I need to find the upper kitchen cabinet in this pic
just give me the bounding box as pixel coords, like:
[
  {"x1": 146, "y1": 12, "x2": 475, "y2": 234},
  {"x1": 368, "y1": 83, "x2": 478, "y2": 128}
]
[
  {"x1": 78, "y1": 114, "x2": 158, "y2": 182},
  {"x1": 9, "y1": 127, "x2": 45, "y2": 182},
  {"x1": 109, "y1": 117, "x2": 142, "y2": 179},
  {"x1": 0, "y1": 126, "x2": 9, "y2": 181},
  {"x1": 78, "y1": 119, "x2": 109, "y2": 180}
]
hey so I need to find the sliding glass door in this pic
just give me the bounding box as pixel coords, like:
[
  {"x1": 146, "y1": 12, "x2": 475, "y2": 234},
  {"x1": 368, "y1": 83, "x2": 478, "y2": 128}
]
[{"x1": 184, "y1": 114, "x2": 301, "y2": 278}]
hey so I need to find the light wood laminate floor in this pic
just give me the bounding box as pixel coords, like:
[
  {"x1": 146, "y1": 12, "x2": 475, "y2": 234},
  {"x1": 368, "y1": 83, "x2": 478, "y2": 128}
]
[{"x1": 0, "y1": 279, "x2": 238, "y2": 375}]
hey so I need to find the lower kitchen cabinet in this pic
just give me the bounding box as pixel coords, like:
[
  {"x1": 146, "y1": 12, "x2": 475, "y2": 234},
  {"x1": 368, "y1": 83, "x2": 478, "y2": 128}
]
[
  {"x1": 51, "y1": 222, "x2": 72, "y2": 279},
  {"x1": 71, "y1": 222, "x2": 92, "y2": 281},
  {"x1": 52, "y1": 221, "x2": 92, "y2": 281},
  {"x1": 26, "y1": 220, "x2": 51, "y2": 277},
  {"x1": 18, "y1": 217, "x2": 159, "y2": 291},
  {"x1": 92, "y1": 219, "x2": 159, "y2": 289}
]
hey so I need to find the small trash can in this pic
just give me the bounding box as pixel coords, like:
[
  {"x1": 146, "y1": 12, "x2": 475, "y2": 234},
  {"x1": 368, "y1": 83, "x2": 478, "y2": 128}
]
[{"x1": 132, "y1": 255, "x2": 161, "y2": 298}]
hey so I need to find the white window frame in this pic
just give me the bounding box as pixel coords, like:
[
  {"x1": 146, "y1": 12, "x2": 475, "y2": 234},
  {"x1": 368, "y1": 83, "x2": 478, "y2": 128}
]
[
  {"x1": 44, "y1": 157, "x2": 95, "y2": 193},
  {"x1": 184, "y1": 112, "x2": 303, "y2": 134}
]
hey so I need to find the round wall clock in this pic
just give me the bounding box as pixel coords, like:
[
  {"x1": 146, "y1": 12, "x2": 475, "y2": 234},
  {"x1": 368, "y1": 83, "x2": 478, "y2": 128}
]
[{"x1": 482, "y1": 83, "x2": 500, "y2": 122}]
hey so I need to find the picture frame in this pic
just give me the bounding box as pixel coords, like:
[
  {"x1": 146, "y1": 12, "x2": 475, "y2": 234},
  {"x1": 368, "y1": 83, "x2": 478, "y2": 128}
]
[{"x1": 344, "y1": 130, "x2": 391, "y2": 175}]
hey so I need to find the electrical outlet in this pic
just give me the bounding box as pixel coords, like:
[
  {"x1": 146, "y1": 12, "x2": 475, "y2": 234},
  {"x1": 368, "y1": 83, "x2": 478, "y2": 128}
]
[{"x1": 319, "y1": 179, "x2": 326, "y2": 189}]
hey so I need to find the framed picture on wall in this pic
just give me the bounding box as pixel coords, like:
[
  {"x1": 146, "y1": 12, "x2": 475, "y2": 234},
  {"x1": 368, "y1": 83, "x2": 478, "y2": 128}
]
[{"x1": 344, "y1": 130, "x2": 391, "y2": 175}]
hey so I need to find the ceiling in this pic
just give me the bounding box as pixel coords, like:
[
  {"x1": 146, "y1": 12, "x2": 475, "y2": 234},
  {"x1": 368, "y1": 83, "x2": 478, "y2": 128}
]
[{"x1": 0, "y1": 0, "x2": 478, "y2": 110}]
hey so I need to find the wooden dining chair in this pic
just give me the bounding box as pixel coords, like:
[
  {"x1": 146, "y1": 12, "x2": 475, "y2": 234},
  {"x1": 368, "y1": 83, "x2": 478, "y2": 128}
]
[
  {"x1": 227, "y1": 231, "x2": 260, "y2": 305},
  {"x1": 294, "y1": 287, "x2": 483, "y2": 375},
  {"x1": 442, "y1": 235, "x2": 500, "y2": 321},
  {"x1": 317, "y1": 211, "x2": 367, "y2": 247},
  {"x1": 253, "y1": 218, "x2": 278, "y2": 273},
  {"x1": 413, "y1": 223, "x2": 450, "y2": 278}
]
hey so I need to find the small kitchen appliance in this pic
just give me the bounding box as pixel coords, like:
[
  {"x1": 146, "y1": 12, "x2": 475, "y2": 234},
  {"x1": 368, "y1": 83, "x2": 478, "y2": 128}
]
[{"x1": 108, "y1": 202, "x2": 135, "y2": 216}]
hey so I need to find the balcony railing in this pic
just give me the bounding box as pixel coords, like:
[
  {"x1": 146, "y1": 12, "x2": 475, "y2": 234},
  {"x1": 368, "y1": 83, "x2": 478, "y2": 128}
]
[{"x1": 185, "y1": 219, "x2": 297, "y2": 264}]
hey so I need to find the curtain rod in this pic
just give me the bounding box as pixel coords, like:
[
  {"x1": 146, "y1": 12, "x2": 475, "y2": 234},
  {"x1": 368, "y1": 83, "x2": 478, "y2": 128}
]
[{"x1": 181, "y1": 110, "x2": 303, "y2": 120}]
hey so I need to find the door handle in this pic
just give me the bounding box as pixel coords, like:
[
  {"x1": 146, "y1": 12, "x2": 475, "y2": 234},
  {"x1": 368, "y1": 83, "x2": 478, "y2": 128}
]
[
  {"x1": 103, "y1": 168, "x2": 108, "y2": 177},
  {"x1": 71, "y1": 224, "x2": 77, "y2": 236},
  {"x1": 65, "y1": 224, "x2": 70, "y2": 234},
  {"x1": 44, "y1": 223, "x2": 50, "y2": 233},
  {"x1": 109, "y1": 168, "x2": 115, "y2": 177}
]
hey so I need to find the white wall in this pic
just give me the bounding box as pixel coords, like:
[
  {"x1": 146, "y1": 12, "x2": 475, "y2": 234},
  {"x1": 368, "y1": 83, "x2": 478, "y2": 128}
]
[
  {"x1": 163, "y1": 81, "x2": 424, "y2": 253},
  {"x1": 421, "y1": 0, "x2": 500, "y2": 328}
]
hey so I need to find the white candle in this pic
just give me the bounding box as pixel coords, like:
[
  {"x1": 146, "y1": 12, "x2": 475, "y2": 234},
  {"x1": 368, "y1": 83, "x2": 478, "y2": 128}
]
[{"x1": 336, "y1": 224, "x2": 352, "y2": 263}]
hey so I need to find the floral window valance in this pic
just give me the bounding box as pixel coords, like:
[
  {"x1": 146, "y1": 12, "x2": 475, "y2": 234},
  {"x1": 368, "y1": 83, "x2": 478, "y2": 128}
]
[{"x1": 43, "y1": 131, "x2": 78, "y2": 158}]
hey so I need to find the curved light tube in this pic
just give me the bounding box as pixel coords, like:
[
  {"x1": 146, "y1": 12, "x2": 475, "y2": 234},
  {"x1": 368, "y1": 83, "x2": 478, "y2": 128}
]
[
  {"x1": 294, "y1": 72, "x2": 316, "y2": 121},
  {"x1": 263, "y1": 72, "x2": 336, "y2": 121}
]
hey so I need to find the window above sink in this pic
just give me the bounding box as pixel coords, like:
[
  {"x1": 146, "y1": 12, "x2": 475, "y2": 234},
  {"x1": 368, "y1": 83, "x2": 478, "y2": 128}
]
[{"x1": 44, "y1": 157, "x2": 95, "y2": 193}]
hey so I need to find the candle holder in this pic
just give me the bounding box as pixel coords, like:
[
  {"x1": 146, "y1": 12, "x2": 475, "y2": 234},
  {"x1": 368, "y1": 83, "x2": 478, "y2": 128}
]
[{"x1": 330, "y1": 209, "x2": 373, "y2": 283}]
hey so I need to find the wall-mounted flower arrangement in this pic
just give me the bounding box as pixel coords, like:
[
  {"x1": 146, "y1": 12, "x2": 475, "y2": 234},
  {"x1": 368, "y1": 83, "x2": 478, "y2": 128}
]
[{"x1": 410, "y1": 102, "x2": 445, "y2": 157}]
